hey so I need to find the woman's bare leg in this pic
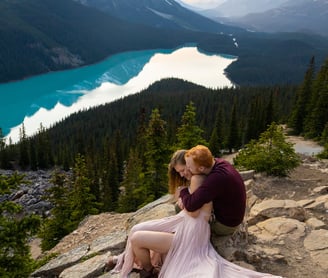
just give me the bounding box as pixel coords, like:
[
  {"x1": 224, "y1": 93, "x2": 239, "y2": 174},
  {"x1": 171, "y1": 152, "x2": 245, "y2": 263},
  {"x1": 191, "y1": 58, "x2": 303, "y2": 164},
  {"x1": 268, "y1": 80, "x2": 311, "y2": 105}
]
[{"x1": 130, "y1": 231, "x2": 174, "y2": 271}]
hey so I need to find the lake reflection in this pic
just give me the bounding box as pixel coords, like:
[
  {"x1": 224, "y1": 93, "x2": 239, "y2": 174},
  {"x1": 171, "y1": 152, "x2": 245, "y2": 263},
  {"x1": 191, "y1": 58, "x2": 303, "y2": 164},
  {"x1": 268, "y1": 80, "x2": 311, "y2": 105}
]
[{"x1": 1, "y1": 46, "x2": 237, "y2": 143}]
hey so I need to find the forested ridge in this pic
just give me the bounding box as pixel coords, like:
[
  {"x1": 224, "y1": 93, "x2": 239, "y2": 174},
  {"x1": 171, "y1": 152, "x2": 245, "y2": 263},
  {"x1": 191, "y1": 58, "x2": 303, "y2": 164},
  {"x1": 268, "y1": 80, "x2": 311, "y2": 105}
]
[
  {"x1": 2, "y1": 53, "x2": 328, "y2": 180},
  {"x1": 1, "y1": 79, "x2": 295, "y2": 168},
  {"x1": 2, "y1": 53, "x2": 327, "y2": 174}
]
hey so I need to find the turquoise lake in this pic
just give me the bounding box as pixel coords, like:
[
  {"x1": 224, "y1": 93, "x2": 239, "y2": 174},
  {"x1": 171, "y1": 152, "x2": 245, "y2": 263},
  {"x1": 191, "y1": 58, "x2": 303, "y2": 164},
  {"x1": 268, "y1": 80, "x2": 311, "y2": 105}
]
[{"x1": 0, "y1": 46, "x2": 237, "y2": 142}]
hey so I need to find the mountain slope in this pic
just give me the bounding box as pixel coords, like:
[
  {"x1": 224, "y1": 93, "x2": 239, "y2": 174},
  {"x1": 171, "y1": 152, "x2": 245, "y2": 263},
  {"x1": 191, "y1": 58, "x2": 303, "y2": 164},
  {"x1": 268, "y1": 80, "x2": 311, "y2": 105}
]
[
  {"x1": 229, "y1": 0, "x2": 328, "y2": 37},
  {"x1": 201, "y1": 0, "x2": 291, "y2": 18},
  {"x1": 1, "y1": 0, "x2": 328, "y2": 86},
  {"x1": 0, "y1": 0, "x2": 232, "y2": 83},
  {"x1": 201, "y1": 0, "x2": 328, "y2": 38},
  {"x1": 74, "y1": 0, "x2": 245, "y2": 34},
  {"x1": 72, "y1": 0, "x2": 328, "y2": 85}
]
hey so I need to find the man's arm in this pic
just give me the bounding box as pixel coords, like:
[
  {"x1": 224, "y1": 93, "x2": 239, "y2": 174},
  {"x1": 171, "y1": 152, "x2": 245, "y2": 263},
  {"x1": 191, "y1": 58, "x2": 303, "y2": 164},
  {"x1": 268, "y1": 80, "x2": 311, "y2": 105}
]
[
  {"x1": 184, "y1": 175, "x2": 206, "y2": 217},
  {"x1": 180, "y1": 174, "x2": 219, "y2": 212}
]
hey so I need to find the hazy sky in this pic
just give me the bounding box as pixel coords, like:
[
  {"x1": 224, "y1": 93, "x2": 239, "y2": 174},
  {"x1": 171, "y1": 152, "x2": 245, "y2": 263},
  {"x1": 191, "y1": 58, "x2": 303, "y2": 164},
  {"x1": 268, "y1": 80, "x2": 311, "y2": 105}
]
[{"x1": 180, "y1": 0, "x2": 225, "y2": 9}]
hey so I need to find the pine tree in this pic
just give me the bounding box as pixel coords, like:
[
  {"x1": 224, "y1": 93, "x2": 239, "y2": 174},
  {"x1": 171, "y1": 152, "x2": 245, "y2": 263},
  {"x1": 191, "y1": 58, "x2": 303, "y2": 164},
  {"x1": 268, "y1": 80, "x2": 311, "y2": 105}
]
[
  {"x1": 175, "y1": 101, "x2": 207, "y2": 149},
  {"x1": 29, "y1": 141, "x2": 37, "y2": 171},
  {"x1": 135, "y1": 107, "x2": 148, "y2": 171},
  {"x1": 39, "y1": 155, "x2": 99, "y2": 250},
  {"x1": 39, "y1": 170, "x2": 73, "y2": 251},
  {"x1": 227, "y1": 99, "x2": 240, "y2": 153},
  {"x1": 0, "y1": 172, "x2": 40, "y2": 277},
  {"x1": 117, "y1": 148, "x2": 145, "y2": 212},
  {"x1": 289, "y1": 56, "x2": 315, "y2": 134},
  {"x1": 317, "y1": 123, "x2": 328, "y2": 159},
  {"x1": 209, "y1": 107, "x2": 225, "y2": 157},
  {"x1": 113, "y1": 130, "x2": 124, "y2": 183},
  {"x1": 144, "y1": 108, "x2": 169, "y2": 204},
  {"x1": 0, "y1": 128, "x2": 4, "y2": 152},
  {"x1": 70, "y1": 154, "x2": 99, "y2": 223},
  {"x1": 265, "y1": 90, "x2": 277, "y2": 128},
  {"x1": 321, "y1": 122, "x2": 328, "y2": 145},
  {"x1": 19, "y1": 123, "x2": 30, "y2": 169},
  {"x1": 0, "y1": 128, "x2": 7, "y2": 168},
  {"x1": 245, "y1": 95, "x2": 265, "y2": 143},
  {"x1": 100, "y1": 147, "x2": 119, "y2": 211},
  {"x1": 36, "y1": 123, "x2": 53, "y2": 169},
  {"x1": 304, "y1": 58, "x2": 328, "y2": 138}
]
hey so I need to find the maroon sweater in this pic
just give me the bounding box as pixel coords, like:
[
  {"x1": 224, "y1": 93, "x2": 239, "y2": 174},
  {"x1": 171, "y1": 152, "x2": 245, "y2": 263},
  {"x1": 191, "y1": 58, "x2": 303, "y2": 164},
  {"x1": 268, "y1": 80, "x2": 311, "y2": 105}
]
[{"x1": 180, "y1": 158, "x2": 246, "y2": 227}]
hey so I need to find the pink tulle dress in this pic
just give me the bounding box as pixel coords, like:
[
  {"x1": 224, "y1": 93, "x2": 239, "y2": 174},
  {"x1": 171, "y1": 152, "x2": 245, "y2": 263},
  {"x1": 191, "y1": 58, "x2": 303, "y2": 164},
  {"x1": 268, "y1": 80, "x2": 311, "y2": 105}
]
[{"x1": 111, "y1": 210, "x2": 282, "y2": 278}]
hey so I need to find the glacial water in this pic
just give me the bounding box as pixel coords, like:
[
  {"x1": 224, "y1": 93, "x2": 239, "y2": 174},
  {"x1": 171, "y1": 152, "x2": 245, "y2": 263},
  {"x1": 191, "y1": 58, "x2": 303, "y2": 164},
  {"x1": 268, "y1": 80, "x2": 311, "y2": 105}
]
[{"x1": 0, "y1": 46, "x2": 237, "y2": 143}]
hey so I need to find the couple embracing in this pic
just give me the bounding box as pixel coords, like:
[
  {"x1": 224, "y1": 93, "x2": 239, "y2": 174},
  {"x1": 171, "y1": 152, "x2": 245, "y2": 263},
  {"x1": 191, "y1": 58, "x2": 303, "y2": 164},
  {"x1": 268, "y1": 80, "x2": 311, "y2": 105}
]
[{"x1": 106, "y1": 145, "x2": 282, "y2": 278}]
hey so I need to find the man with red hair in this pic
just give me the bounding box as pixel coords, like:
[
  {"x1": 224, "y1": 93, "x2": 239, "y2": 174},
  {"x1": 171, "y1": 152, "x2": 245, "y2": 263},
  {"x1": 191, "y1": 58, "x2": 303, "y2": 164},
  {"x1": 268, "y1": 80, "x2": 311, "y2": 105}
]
[{"x1": 180, "y1": 145, "x2": 246, "y2": 235}]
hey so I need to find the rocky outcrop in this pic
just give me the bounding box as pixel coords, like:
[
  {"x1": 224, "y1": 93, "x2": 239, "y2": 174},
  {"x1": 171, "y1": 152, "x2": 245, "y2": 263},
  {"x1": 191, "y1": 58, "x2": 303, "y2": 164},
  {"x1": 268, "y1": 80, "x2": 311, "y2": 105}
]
[
  {"x1": 0, "y1": 170, "x2": 53, "y2": 216},
  {"x1": 30, "y1": 164, "x2": 328, "y2": 278}
]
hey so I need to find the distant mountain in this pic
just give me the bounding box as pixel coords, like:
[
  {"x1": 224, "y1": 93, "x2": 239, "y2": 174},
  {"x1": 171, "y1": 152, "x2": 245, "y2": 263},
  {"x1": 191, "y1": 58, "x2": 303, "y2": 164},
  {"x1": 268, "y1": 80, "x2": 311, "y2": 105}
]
[
  {"x1": 73, "y1": 0, "x2": 245, "y2": 34},
  {"x1": 200, "y1": 0, "x2": 291, "y2": 18},
  {"x1": 200, "y1": 0, "x2": 328, "y2": 38},
  {"x1": 225, "y1": 0, "x2": 328, "y2": 37}
]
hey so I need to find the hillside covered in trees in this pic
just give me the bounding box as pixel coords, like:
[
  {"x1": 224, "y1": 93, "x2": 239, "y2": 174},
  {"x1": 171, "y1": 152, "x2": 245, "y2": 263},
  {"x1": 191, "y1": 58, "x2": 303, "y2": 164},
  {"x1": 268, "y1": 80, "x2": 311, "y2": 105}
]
[{"x1": 1, "y1": 55, "x2": 327, "y2": 209}]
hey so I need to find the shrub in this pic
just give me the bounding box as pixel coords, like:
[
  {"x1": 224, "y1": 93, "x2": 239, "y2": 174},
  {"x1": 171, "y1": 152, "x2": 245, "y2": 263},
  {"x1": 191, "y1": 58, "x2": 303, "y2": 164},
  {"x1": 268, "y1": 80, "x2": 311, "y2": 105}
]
[
  {"x1": 317, "y1": 143, "x2": 328, "y2": 159},
  {"x1": 234, "y1": 123, "x2": 301, "y2": 176}
]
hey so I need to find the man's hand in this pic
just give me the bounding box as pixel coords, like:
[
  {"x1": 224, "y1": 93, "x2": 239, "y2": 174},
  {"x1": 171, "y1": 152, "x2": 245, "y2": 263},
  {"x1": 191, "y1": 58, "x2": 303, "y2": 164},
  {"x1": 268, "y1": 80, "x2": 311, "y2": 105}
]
[{"x1": 177, "y1": 197, "x2": 184, "y2": 210}]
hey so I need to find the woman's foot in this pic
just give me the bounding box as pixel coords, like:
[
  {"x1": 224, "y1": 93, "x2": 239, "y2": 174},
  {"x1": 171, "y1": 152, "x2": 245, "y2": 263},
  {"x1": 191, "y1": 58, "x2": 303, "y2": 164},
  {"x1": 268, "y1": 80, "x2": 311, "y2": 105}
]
[{"x1": 104, "y1": 255, "x2": 118, "y2": 272}]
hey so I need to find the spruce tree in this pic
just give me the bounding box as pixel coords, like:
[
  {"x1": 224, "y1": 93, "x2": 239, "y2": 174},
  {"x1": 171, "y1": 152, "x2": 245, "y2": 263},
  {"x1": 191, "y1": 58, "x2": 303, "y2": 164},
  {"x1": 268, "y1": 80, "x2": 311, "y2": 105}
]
[
  {"x1": 289, "y1": 56, "x2": 315, "y2": 135},
  {"x1": 19, "y1": 123, "x2": 30, "y2": 169},
  {"x1": 175, "y1": 101, "x2": 207, "y2": 149},
  {"x1": 36, "y1": 123, "x2": 53, "y2": 169},
  {"x1": 227, "y1": 99, "x2": 240, "y2": 153},
  {"x1": 317, "y1": 123, "x2": 328, "y2": 159},
  {"x1": 0, "y1": 128, "x2": 4, "y2": 152},
  {"x1": 0, "y1": 172, "x2": 40, "y2": 277},
  {"x1": 245, "y1": 95, "x2": 265, "y2": 143},
  {"x1": 0, "y1": 128, "x2": 7, "y2": 168},
  {"x1": 117, "y1": 148, "x2": 145, "y2": 212},
  {"x1": 209, "y1": 107, "x2": 225, "y2": 157},
  {"x1": 135, "y1": 107, "x2": 148, "y2": 171},
  {"x1": 304, "y1": 58, "x2": 328, "y2": 138},
  {"x1": 100, "y1": 147, "x2": 119, "y2": 211},
  {"x1": 69, "y1": 154, "x2": 99, "y2": 223},
  {"x1": 39, "y1": 170, "x2": 73, "y2": 250},
  {"x1": 29, "y1": 141, "x2": 37, "y2": 171},
  {"x1": 39, "y1": 155, "x2": 99, "y2": 250},
  {"x1": 144, "y1": 108, "x2": 169, "y2": 204},
  {"x1": 265, "y1": 90, "x2": 277, "y2": 128}
]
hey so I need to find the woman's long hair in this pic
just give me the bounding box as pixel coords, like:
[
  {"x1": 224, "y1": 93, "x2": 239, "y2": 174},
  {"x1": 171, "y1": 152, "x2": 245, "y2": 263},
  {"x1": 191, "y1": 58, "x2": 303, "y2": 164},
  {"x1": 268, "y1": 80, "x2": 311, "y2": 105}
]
[{"x1": 168, "y1": 149, "x2": 189, "y2": 194}]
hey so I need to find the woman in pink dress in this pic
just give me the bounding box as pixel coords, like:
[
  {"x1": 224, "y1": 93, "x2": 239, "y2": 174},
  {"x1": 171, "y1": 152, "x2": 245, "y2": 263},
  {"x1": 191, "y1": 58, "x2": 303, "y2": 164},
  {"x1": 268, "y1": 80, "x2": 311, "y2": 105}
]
[
  {"x1": 109, "y1": 150, "x2": 283, "y2": 278},
  {"x1": 109, "y1": 149, "x2": 190, "y2": 276}
]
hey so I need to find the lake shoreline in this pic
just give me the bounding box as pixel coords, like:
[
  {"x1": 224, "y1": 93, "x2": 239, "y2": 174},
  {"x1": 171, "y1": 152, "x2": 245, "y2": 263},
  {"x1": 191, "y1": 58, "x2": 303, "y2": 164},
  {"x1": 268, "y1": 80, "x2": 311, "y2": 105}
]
[{"x1": 2, "y1": 46, "x2": 237, "y2": 143}]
